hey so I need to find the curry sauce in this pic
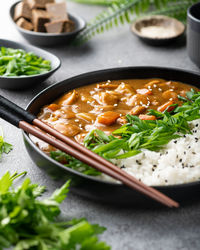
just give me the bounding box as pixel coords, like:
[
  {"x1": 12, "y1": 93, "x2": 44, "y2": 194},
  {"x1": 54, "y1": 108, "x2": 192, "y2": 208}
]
[{"x1": 38, "y1": 78, "x2": 197, "y2": 148}]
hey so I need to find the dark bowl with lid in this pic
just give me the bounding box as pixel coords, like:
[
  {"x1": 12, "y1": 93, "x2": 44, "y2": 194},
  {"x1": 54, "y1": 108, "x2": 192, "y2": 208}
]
[
  {"x1": 10, "y1": 1, "x2": 86, "y2": 47},
  {"x1": 187, "y1": 2, "x2": 200, "y2": 67},
  {"x1": 23, "y1": 66, "x2": 200, "y2": 207}
]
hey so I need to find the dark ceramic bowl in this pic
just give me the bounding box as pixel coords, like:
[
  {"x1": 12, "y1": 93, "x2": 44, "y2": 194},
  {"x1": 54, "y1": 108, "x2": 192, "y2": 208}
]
[
  {"x1": 23, "y1": 67, "x2": 200, "y2": 206},
  {"x1": 187, "y1": 2, "x2": 200, "y2": 67},
  {"x1": 131, "y1": 15, "x2": 185, "y2": 46},
  {"x1": 0, "y1": 39, "x2": 60, "y2": 90},
  {"x1": 10, "y1": 1, "x2": 86, "y2": 46}
]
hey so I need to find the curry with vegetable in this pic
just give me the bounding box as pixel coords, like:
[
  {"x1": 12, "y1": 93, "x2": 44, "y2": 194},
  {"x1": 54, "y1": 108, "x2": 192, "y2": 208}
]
[{"x1": 37, "y1": 78, "x2": 197, "y2": 152}]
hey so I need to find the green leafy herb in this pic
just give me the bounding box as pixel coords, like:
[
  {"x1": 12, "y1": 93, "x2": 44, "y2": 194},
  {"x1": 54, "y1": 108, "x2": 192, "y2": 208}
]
[
  {"x1": 0, "y1": 47, "x2": 51, "y2": 77},
  {"x1": 83, "y1": 89, "x2": 200, "y2": 160},
  {"x1": 74, "y1": 0, "x2": 198, "y2": 44},
  {"x1": 0, "y1": 171, "x2": 110, "y2": 250},
  {"x1": 50, "y1": 150, "x2": 101, "y2": 176},
  {"x1": 0, "y1": 127, "x2": 12, "y2": 159}
]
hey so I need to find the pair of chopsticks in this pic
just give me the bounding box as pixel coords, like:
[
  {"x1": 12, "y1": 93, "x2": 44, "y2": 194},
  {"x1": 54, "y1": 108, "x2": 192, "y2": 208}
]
[{"x1": 0, "y1": 95, "x2": 179, "y2": 208}]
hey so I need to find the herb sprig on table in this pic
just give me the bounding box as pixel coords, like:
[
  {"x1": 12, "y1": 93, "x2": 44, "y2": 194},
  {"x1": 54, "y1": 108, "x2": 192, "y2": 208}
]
[
  {"x1": 0, "y1": 127, "x2": 12, "y2": 159},
  {"x1": 0, "y1": 47, "x2": 51, "y2": 77},
  {"x1": 51, "y1": 89, "x2": 200, "y2": 174},
  {"x1": 0, "y1": 172, "x2": 110, "y2": 250}
]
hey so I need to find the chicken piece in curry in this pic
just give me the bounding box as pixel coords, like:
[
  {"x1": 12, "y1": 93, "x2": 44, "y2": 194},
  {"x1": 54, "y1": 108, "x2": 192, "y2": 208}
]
[{"x1": 37, "y1": 78, "x2": 197, "y2": 150}]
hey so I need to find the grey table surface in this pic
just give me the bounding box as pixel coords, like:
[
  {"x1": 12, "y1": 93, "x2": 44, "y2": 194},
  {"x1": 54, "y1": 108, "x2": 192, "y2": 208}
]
[{"x1": 1, "y1": 1, "x2": 200, "y2": 249}]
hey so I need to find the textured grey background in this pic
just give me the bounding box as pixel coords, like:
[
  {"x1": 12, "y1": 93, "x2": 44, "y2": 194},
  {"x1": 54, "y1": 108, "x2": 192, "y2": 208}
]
[{"x1": 1, "y1": 1, "x2": 200, "y2": 249}]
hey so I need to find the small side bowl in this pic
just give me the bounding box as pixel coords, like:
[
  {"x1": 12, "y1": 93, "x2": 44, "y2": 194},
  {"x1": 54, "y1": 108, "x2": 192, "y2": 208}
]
[
  {"x1": 10, "y1": 1, "x2": 86, "y2": 47},
  {"x1": 131, "y1": 15, "x2": 185, "y2": 46},
  {"x1": 0, "y1": 39, "x2": 61, "y2": 90}
]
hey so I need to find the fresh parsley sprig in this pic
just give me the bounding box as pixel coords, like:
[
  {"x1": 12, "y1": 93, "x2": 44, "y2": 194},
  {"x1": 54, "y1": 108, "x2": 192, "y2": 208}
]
[
  {"x1": 0, "y1": 172, "x2": 110, "y2": 250},
  {"x1": 0, "y1": 127, "x2": 12, "y2": 159}
]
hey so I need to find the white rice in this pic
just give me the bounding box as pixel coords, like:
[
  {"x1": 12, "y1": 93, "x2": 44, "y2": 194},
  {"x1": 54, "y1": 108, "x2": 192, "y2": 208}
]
[{"x1": 98, "y1": 119, "x2": 200, "y2": 186}]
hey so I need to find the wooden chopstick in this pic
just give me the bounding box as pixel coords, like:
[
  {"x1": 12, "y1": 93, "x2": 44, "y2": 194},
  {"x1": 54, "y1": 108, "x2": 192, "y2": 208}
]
[
  {"x1": 0, "y1": 94, "x2": 179, "y2": 208},
  {"x1": 33, "y1": 119, "x2": 179, "y2": 207},
  {"x1": 20, "y1": 120, "x2": 179, "y2": 208}
]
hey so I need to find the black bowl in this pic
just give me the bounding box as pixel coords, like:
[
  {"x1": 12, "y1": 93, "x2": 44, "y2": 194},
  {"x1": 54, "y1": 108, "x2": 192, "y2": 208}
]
[
  {"x1": 10, "y1": 1, "x2": 86, "y2": 46},
  {"x1": 187, "y1": 2, "x2": 200, "y2": 67},
  {"x1": 0, "y1": 39, "x2": 61, "y2": 90},
  {"x1": 23, "y1": 67, "x2": 200, "y2": 206}
]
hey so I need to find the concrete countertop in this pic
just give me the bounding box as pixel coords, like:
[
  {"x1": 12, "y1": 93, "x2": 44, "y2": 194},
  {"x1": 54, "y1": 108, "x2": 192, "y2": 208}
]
[{"x1": 1, "y1": 1, "x2": 200, "y2": 249}]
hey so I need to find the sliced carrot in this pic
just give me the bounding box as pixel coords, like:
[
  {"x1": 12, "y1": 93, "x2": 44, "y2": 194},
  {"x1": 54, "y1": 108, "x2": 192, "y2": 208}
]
[
  {"x1": 139, "y1": 114, "x2": 156, "y2": 120},
  {"x1": 157, "y1": 100, "x2": 174, "y2": 112},
  {"x1": 129, "y1": 106, "x2": 146, "y2": 115},
  {"x1": 136, "y1": 88, "x2": 152, "y2": 95},
  {"x1": 47, "y1": 103, "x2": 60, "y2": 111},
  {"x1": 97, "y1": 111, "x2": 120, "y2": 126}
]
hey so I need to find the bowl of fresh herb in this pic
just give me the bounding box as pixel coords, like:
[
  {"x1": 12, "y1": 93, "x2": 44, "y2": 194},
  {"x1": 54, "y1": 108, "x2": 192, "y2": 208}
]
[
  {"x1": 23, "y1": 66, "x2": 200, "y2": 206},
  {"x1": 0, "y1": 39, "x2": 61, "y2": 90}
]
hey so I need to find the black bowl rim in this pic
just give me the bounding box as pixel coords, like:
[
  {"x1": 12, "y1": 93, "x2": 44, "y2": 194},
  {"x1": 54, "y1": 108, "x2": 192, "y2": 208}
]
[
  {"x1": 187, "y1": 2, "x2": 200, "y2": 24},
  {"x1": 0, "y1": 38, "x2": 61, "y2": 79},
  {"x1": 131, "y1": 15, "x2": 185, "y2": 41},
  {"x1": 24, "y1": 66, "x2": 200, "y2": 190},
  {"x1": 10, "y1": 1, "x2": 86, "y2": 37}
]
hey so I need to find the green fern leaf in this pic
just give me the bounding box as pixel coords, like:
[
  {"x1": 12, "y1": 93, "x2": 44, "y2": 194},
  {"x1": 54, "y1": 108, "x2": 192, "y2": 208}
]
[{"x1": 124, "y1": 11, "x2": 130, "y2": 22}]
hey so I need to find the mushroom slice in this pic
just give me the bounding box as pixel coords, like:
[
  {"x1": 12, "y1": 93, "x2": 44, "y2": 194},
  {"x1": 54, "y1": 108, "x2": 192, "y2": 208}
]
[
  {"x1": 76, "y1": 113, "x2": 96, "y2": 123},
  {"x1": 144, "y1": 80, "x2": 161, "y2": 89},
  {"x1": 54, "y1": 123, "x2": 80, "y2": 137},
  {"x1": 93, "y1": 105, "x2": 114, "y2": 112},
  {"x1": 75, "y1": 132, "x2": 87, "y2": 144},
  {"x1": 96, "y1": 83, "x2": 118, "y2": 89},
  {"x1": 127, "y1": 94, "x2": 149, "y2": 106},
  {"x1": 53, "y1": 109, "x2": 75, "y2": 119},
  {"x1": 115, "y1": 82, "x2": 135, "y2": 95},
  {"x1": 59, "y1": 90, "x2": 79, "y2": 106},
  {"x1": 93, "y1": 92, "x2": 119, "y2": 105},
  {"x1": 162, "y1": 90, "x2": 178, "y2": 100},
  {"x1": 129, "y1": 106, "x2": 146, "y2": 115},
  {"x1": 116, "y1": 116, "x2": 127, "y2": 125}
]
